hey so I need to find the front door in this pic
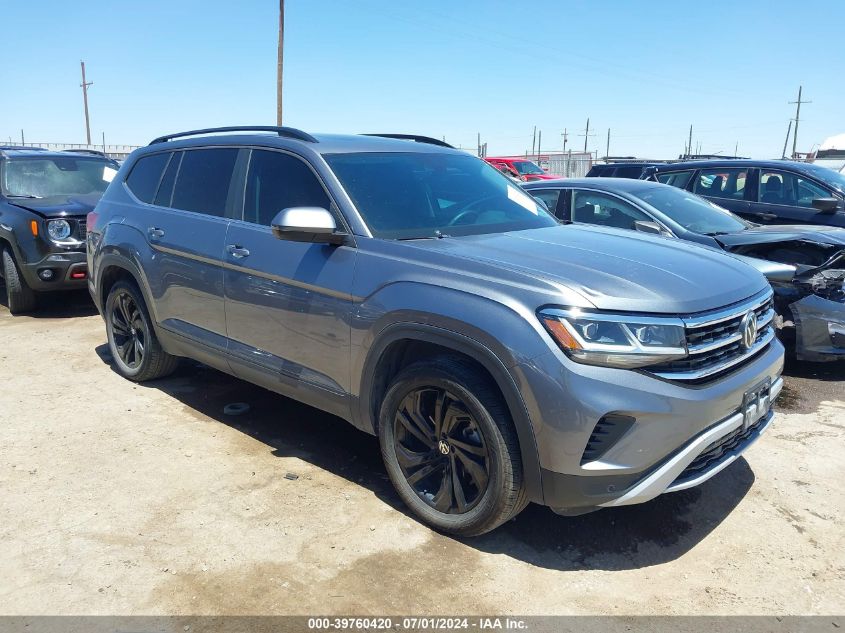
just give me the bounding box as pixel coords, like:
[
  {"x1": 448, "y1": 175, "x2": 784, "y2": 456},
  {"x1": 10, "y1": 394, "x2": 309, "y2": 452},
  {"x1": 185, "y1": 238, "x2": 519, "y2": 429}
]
[
  {"x1": 752, "y1": 168, "x2": 844, "y2": 226},
  {"x1": 223, "y1": 148, "x2": 355, "y2": 411}
]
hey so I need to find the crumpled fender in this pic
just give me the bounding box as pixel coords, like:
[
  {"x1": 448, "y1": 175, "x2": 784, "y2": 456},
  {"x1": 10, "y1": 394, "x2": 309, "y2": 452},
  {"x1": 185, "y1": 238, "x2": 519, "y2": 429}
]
[{"x1": 791, "y1": 294, "x2": 845, "y2": 361}]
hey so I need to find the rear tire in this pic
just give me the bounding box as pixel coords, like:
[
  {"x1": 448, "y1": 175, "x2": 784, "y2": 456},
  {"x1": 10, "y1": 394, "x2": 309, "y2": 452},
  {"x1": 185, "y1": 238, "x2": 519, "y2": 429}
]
[
  {"x1": 105, "y1": 280, "x2": 178, "y2": 381},
  {"x1": 2, "y1": 248, "x2": 37, "y2": 314},
  {"x1": 378, "y1": 356, "x2": 526, "y2": 537}
]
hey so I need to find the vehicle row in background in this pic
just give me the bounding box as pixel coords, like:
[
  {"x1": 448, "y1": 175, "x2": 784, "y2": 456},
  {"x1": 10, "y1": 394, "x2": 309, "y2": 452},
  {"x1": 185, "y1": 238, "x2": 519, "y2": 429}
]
[
  {"x1": 483, "y1": 156, "x2": 557, "y2": 181},
  {"x1": 524, "y1": 178, "x2": 845, "y2": 361}
]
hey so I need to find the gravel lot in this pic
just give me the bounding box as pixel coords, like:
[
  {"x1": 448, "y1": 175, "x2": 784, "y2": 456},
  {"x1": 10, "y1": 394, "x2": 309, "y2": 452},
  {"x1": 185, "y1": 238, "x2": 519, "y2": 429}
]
[{"x1": 1, "y1": 288, "x2": 843, "y2": 615}]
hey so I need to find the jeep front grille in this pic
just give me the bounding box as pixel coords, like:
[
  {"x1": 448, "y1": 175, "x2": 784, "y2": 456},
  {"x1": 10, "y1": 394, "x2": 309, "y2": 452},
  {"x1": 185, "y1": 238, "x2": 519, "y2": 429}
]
[{"x1": 648, "y1": 292, "x2": 775, "y2": 383}]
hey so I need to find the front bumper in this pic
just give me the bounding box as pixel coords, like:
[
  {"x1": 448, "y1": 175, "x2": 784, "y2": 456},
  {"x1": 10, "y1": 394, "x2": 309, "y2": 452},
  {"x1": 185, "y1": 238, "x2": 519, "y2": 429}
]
[
  {"x1": 600, "y1": 377, "x2": 781, "y2": 507},
  {"x1": 791, "y1": 294, "x2": 845, "y2": 361},
  {"x1": 21, "y1": 251, "x2": 88, "y2": 291},
  {"x1": 514, "y1": 337, "x2": 785, "y2": 512}
]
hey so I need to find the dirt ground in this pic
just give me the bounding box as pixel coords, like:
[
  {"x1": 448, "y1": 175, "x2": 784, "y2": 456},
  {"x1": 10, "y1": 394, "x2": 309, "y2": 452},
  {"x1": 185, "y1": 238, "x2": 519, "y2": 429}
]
[{"x1": 1, "y1": 289, "x2": 843, "y2": 616}]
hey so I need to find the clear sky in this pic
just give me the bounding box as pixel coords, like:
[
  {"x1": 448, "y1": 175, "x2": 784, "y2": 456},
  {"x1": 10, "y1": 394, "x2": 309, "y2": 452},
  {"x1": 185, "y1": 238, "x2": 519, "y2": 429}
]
[{"x1": 2, "y1": 0, "x2": 843, "y2": 159}]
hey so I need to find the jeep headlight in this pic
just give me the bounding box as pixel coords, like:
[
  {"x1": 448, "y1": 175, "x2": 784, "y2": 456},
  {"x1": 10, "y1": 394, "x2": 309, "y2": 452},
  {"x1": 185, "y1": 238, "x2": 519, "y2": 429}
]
[
  {"x1": 539, "y1": 308, "x2": 687, "y2": 368},
  {"x1": 47, "y1": 219, "x2": 72, "y2": 241}
]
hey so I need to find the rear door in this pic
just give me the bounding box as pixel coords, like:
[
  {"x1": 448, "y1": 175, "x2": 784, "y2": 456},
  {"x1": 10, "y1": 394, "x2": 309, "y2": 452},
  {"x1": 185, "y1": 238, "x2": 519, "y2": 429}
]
[
  {"x1": 752, "y1": 168, "x2": 844, "y2": 226},
  {"x1": 128, "y1": 147, "x2": 240, "y2": 353},
  {"x1": 223, "y1": 148, "x2": 355, "y2": 406},
  {"x1": 690, "y1": 166, "x2": 753, "y2": 220}
]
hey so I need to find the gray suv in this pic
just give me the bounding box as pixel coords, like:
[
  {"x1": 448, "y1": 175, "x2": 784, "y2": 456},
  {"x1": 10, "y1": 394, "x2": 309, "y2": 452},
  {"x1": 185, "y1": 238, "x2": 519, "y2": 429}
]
[{"x1": 87, "y1": 126, "x2": 785, "y2": 536}]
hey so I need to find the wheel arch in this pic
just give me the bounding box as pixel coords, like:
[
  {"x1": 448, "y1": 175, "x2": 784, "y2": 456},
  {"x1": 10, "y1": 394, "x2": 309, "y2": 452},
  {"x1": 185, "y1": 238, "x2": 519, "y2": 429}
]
[{"x1": 360, "y1": 323, "x2": 544, "y2": 504}]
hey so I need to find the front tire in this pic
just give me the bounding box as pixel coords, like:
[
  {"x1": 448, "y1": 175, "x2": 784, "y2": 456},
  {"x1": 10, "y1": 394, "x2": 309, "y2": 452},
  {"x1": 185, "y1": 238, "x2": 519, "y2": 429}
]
[
  {"x1": 378, "y1": 356, "x2": 526, "y2": 536},
  {"x1": 2, "y1": 248, "x2": 37, "y2": 314},
  {"x1": 105, "y1": 280, "x2": 178, "y2": 381}
]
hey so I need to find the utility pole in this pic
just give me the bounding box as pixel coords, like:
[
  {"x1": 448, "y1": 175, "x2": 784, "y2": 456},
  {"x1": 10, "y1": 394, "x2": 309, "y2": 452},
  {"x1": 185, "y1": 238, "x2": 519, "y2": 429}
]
[
  {"x1": 605, "y1": 128, "x2": 610, "y2": 159},
  {"x1": 531, "y1": 126, "x2": 536, "y2": 157},
  {"x1": 80, "y1": 61, "x2": 93, "y2": 145},
  {"x1": 734, "y1": 141, "x2": 738, "y2": 158},
  {"x1": 687, "y1": 125, "x2": 693, "y2": 159},
  {"x1": 781, "y1": 120, "x2": 793, "y2": 159},
  {"x1": 477, "y1": 132, "x2": 481, "y2": 157},
  {"x1": 276, "y1": 0, "x2": 285, "y2": 126},
  {"x1": 537, "y1": 130, "x2": 542, "y2": 162},
  {"x1": 20, "y1": 130, "x2": 24, "y2": 145},
  {"x1": 789, "y1": 85, "x2": 810, "y2": 159},
  {"x1": 582, "y1": 117, "x2": 591, "y2": 153},
  {"x1": 561, "y1": 128, "x2": 568, "y2": 152}
]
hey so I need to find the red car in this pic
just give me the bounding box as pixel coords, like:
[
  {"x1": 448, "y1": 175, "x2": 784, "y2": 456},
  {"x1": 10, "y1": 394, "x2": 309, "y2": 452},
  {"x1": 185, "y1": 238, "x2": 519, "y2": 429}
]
[{"x1": 484, "y1": 156, "x2": 557, "y2": 181}]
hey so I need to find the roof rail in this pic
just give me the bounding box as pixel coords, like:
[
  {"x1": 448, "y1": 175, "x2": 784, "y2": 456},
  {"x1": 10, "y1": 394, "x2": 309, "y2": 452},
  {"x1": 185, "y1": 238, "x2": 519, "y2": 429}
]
[
  {"x1": 62, "y1": 148, "x2": 108, "y2": 157},
  {"x1": 0, "y1": 145, "x2": 47, "y2": 151},
  {"x1": 149, "y1": 126, "x2": 318, "y2": 145},
  {"x1": 362, "y1": 134, "x2": 454, "y2": 149}
]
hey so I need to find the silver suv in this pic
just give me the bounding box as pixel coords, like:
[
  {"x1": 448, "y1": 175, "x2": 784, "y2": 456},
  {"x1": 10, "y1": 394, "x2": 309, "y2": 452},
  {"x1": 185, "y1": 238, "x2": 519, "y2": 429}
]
[{"x1": 87, "y1": 127, "x2": 785, "y2": 536}]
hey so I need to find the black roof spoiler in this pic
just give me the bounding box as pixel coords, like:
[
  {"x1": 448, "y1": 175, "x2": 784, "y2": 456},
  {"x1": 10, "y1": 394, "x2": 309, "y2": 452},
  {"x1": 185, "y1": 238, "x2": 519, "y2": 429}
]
[
  {"x1": 149, "y1": 126, "x2": 318, "y2": 145},
  {"x1": 362, "y1": 134, "x2": 454, "y2": 148}
]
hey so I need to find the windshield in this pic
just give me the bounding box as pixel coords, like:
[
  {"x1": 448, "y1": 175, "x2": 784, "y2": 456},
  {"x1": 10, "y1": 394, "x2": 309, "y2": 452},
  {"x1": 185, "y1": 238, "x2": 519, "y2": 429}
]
[
  {"x1": 2, "y1": 157, "x2": 118, "y2": 198},
  {"x1": 325, "y1": 152, "x2": 558, "y2": 239},
  {"x1": 634, "y1": 186, "x2": 748, "y2": 235},
  {"x1": 800, "y1": 163, "x2": 845, "y2": 195},
  {"x1": 512, "y1": 160, "x2": 545, "y2": 175}
]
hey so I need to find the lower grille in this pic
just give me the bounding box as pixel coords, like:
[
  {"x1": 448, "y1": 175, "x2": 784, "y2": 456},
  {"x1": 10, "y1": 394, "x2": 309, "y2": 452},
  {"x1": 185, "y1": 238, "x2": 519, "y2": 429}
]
[
  {"x1": 673, "y1": 415, "x2": 766, "y2": 484},
  {"x1": 77, "y1": 220, "x2": 87, "y2": 240}
]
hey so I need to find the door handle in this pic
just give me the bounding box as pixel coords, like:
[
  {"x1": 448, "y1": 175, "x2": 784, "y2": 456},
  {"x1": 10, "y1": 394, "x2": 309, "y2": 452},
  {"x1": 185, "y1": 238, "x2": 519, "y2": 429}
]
[
  {"x1": 755, "y1": 213, "x2": 778, "y2": 221},
  {"x1": 226, "y1": 244, "x2": 250, "y2": 258},
  {"x1": 148, "y1": 227, "x2": 165, "y2": 239}
]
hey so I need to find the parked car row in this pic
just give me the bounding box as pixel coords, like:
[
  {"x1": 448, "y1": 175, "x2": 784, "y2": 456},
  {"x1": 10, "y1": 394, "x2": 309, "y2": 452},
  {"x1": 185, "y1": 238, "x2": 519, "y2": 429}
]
[
  {"x1": 2, "y1": 128, "x2": 792, "y2": 536},
  {"x1": 523, "y1": 177, "x2": 845, "y2": 362}
]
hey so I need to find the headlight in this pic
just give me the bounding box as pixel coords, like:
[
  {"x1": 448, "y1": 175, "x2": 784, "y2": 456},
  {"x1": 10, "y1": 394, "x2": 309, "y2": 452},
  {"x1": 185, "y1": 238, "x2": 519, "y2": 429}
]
[
  {"x1": 539, "y1": 308, "x2": 687, "y2": 368},
  {"x1": 47, "y1": 219, "x2": 72, "y2": 241}
]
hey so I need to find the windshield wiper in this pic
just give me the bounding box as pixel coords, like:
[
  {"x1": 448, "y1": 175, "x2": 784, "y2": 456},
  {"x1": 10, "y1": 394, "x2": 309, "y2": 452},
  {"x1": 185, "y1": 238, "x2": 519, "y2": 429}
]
[
  {"x1": 396, "y1": 230, "x2": 451, "y2": 241},
  {"x1": 704, "y1": 231, "x2": 732, "y2": 236},
  {"x1": 6, "y1": 194, "x2": 42, "y2": 199}
]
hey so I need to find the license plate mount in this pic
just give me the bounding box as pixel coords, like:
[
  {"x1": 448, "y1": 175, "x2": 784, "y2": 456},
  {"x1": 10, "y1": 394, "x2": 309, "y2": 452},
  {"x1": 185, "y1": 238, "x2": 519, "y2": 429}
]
[{"x1": 742, "y1": 377, "x2": 772, "y2": 430}]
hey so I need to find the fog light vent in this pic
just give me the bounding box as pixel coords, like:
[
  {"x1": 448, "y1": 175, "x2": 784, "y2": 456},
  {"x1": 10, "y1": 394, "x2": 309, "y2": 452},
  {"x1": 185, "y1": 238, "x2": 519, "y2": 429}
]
[{"x1": 580, "y1": 414, "x2": 635, "y2": 464}]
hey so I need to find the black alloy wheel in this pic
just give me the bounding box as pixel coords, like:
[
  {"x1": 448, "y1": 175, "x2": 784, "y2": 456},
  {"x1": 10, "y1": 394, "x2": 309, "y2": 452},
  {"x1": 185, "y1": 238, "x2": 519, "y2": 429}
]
[{"x1": 393, "y1": 387, "x2": 491, "y2": 514}]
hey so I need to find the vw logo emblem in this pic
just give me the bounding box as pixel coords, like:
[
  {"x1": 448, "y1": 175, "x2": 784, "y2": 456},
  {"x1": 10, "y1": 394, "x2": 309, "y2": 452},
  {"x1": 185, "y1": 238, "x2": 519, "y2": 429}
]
[
  {"x1": 740, "y1": 311, "x2": 758, "y2": 350},
  {"x1": 438, "y1": 440, "x2": 451, "y2": 455}
]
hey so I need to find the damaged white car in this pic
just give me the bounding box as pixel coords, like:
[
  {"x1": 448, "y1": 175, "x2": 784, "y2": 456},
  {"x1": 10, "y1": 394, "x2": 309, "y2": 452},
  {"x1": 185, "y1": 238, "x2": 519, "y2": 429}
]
[{"x1": 523, "y1": 178, "x2": 845, "y2": 361}]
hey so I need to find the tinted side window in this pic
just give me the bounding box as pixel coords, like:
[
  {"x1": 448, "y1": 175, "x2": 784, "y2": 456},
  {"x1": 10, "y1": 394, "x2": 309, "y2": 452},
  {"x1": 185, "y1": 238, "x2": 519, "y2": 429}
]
[
  {"x1": 693, "y1": 168, "x2": 747, "y2": 200},
  {"x1": 171, "y1": 148, "x2": 239, "y2": 217},
  {"x1": 244, "y1": 150, "x2": 331, "y2": 226},
  {"x1": 529, "y1": 189, "x2": 562, "y2": 216},
  {"x1": 614, "y1": 166, "x2": 645, "y2": 179},
  {"x1": 759, "y1": 170, "x2": 832, "y2": 207},
  {"x1": 656, "y1": 170, "x2": 694, "y2": 188},
  {"x1": 125, "y1": 153, "x2": 169, "y2": 203},
  {"x1": 154, "y1": 152, "x2": 182, "y2": 207},
  {"x1": 571, "y1": 190, "x2": 650, "y2": 230}
]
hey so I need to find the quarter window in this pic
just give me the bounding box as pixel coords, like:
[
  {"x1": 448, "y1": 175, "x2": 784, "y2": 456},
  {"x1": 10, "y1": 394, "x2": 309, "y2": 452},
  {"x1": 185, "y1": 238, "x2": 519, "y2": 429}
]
[
  {"x1": 571, "y1": 190, "x2": 651, "y2": 230},
  {"x1": 171, "y1": 148, "x2": 239, "y2": 217},
  {"x1": 243, "y1": 150, "x2": 331, "y2": 226},
  {"x1": 125, "y1": 153, "x2": 169, "y2": 203},
  {"x1": 529, "y1": 189, "x2": 562, "y2": 217},
  {"x1": 656, "y1": 170, "x2": 694, "y2": 189},
  {"x1": 693, "y1": 168, "x2": 747, "y2": 200},
  {"x1": 153, "y1": 152, "x2": 181, "y2": 207},
  {"x1": 759, "y1": 170, "x2": 832, "y2": 207}
]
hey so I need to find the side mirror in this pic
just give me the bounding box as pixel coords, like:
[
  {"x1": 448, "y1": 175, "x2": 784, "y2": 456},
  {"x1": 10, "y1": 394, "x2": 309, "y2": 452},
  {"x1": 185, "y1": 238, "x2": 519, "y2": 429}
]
[
  {"x1": 811, "y1": 197, "x2": 840, "y2": 213},
  {"x1": 634, "y1": 220, "x2": 668, "y2": 236},
  {"x1": 270, "y1": 207, "x2": 347, "y2": 245}
]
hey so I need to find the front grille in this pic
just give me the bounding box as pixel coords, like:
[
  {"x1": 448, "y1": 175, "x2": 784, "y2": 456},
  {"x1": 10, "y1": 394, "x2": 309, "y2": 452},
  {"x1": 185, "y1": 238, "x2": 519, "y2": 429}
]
[
  {"x1": 673, "y1": 415, "x2": 766, "y2": 484},
  {"x1": 649, "y1": 292, "x2": 775, "y2": 383},
  {"x1": 77, "y1": 220, "x2": 87, "y2": 240}
]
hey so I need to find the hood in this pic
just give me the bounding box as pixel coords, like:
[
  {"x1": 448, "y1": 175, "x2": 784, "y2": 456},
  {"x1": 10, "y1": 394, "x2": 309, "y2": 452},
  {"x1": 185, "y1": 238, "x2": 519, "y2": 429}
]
[
  {"x1": 8, "y1": 193, "x2": 101, "y2": 219},
  {"x1": 413, "y1": 225, "x2": 768, "y2": 314},
  {"x1": 716, "y1": 224, "x2": 845, "y2": 248},
  {"x1": 524, "y1": 173, "x2": 558, "y2": 181}
]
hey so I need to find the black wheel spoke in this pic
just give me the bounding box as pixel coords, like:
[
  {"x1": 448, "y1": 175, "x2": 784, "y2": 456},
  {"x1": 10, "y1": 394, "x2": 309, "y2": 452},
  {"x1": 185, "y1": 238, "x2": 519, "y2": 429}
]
[
  {"x1": 397, "y1": 409, "x2": 434, "y2": 447},
  {"x1": 110, "y1": 291, "x2": 145, "y2": 370},
  {"x1": 450, "y1": 454, "x2": 468, "y2": 513},
  {"x1": 110, "y1": 312, "x2": 130, "y2": 335},
  {"x1": 406, "y1": 461, "x2": 444, "y2": 486},
  {"x1": 454, "y1": 448, "x2": 489, "y2": 492},
  {"x1": 117, "y1": 339, "x2": 132, "y2": 363},
  {"x1": 430, "y1": 464, "x2": 454, "y2": 513},
  {"x1": 449, "y1": 437, "x2": 486, "y2": 456},
  {"x1": 395, "y1": 443, "x2": 436, "y2": 470}
]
